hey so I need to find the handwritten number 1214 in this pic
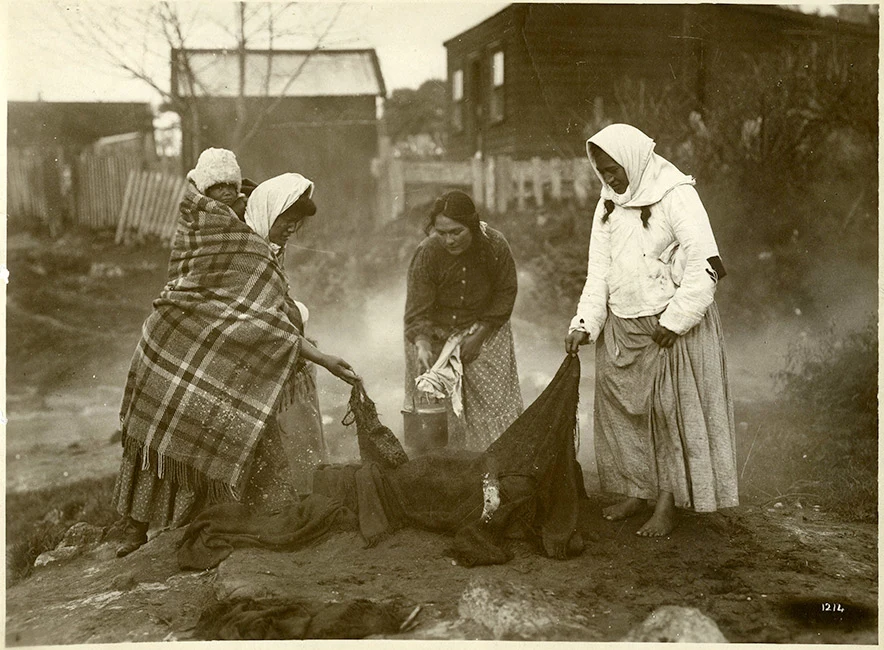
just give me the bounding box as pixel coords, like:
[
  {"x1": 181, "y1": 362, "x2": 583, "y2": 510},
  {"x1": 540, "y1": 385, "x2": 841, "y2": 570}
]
[{"x1": 822, "y1": 603, "x2": 844, "y2": 612}]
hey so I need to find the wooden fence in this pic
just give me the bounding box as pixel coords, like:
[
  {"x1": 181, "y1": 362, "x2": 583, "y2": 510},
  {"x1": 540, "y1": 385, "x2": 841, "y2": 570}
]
[
  {"x1": 7, "y1": 138, "x2": 185, "y2": 244},
  {"x1": 373, "y1": 147, "x2": 600, "y2": 221},
  {"x1": 7, "y1": 146, "x2": 65, "y2": 235},
  {"x1": 115, "y1": 170, "x2": 188, "y2": 244},
  {"x1": 74, "y1": 151, "x2": 143, "y2": 229}
]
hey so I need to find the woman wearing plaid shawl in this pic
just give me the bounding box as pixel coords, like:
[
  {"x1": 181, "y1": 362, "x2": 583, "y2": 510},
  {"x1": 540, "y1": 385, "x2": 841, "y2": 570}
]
[
  {"x1": 112, "y1": 161, "x2": 360, "y2": 557},
  {"x1": 244, "y1": 174, "x2": 330, "y2": 496}
]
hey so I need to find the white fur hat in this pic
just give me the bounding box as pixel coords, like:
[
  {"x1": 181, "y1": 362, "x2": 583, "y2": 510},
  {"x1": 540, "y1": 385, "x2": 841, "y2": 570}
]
[{"x1": 186, "y1": 148, "x2": 242, "y2": 194}]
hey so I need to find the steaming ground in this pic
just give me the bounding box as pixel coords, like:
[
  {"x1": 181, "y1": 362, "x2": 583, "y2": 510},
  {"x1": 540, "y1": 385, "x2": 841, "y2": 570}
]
[
  {"x1": 6, "y1": 228, "x2": 875, "y2": 497},
  {"x1": 7, "y1": 232, "x2": 878, "y2": 644},
  {"x1": 306, "y1": 277, "x2": 602, "y2": 489}
]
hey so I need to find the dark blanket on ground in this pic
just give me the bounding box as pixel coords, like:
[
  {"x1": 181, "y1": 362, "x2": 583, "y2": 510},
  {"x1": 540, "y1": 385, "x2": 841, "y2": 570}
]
[
  {"x1": 177, "y1": 494, "x2": 358, "y2": 570},
  {"x1": 177, "y1": 355, "x2": 585, "y2": 570},
  {"x1": 193, "y1": 598, "x2": 403, "y2": 640}
]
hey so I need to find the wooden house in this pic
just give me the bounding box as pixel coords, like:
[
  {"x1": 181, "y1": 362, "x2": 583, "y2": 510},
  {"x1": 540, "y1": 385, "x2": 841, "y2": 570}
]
[
  {"x1": 171, "y1": 48, "x2": 387, "y2": 235},
  {"x1": 443, "y1": 4, "x2": 877, "y2": 159}
]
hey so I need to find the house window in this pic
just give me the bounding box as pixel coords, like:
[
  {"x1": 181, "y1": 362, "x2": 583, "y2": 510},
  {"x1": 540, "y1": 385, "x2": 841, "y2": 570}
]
[
  {"x1": 489, "y1": 50, "x2": 505, "y2": 123},
  {"x1": 452, "y1": 68, "x2": 464, "y2": 132}
]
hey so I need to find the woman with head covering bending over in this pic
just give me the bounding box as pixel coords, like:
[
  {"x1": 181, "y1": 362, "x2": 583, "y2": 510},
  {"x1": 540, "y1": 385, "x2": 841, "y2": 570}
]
[
  {"x1": 565, "y1": 124, "x2": 737, "y2": 537},
  {"x1": 404, "y1": 190, "x2": 524, "y2": 451},
  {"x1": 112, "y1": 163, "x2": 359, "y2": 557},
  {"x1": 244, "y1": 173, "x2": 330, "y2": 495}
]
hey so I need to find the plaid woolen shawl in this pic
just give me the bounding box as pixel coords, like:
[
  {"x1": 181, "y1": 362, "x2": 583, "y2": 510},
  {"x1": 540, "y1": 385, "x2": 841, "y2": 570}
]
[{"x1": 120, "y1": 193, "x2": 302, "y2": 499}]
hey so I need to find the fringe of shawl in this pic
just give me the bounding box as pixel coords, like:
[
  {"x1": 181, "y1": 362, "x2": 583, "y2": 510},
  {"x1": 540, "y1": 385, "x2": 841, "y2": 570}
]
[{"x1": 123, "y1": 433, "x2": 241, "y2": 503}]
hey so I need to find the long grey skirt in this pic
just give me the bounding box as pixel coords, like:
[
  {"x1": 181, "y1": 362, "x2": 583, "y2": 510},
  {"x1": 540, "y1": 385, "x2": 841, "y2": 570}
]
[{"x1": 594, "y1": 303, "x2": 738, "y2": 512}]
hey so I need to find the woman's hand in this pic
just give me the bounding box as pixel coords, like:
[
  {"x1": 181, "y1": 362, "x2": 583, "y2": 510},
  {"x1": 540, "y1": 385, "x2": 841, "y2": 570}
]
[
  {"x1": 652, "y1": 324, "x2": 678, "y2": 348},
  {"x1": 322, "y1": 354, "x2": 361, "y2": 385},
  {"x1": 565, "y1": 330, "x2": 590, "y2": 355},
  {"x1": 297, "y1": 337, "x2": 360, "y2": 384},
  {"x1": 415, "y1": 339, "x2": 435, "y2": 373},
  {"x1": 460, "y1": 330, "x2": 486, "y2": 365}
]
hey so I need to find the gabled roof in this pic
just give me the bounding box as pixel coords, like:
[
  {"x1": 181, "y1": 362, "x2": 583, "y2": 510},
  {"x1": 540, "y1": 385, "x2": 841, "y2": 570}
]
[
  {"x1": 442, "y1": 3, "x2": 877, "y2": 47},
  {"x1": 172, "y1": 48, "x2": 386, "y2": 99}
]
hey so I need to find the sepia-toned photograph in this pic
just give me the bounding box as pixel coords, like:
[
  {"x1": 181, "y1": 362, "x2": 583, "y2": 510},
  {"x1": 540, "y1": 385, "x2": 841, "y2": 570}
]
[{"x1": 4, "y1": 0, "x2": 878, "y2": 645}]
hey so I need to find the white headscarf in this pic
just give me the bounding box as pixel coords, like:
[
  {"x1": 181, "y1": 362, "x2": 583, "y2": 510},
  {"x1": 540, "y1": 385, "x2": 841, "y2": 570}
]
[
  {"x1": 244, "y1": 173, "x2": 315, "y2": 241},
  {"x1": 586, "y1": 124, "x2": 694, "y2": 208}
]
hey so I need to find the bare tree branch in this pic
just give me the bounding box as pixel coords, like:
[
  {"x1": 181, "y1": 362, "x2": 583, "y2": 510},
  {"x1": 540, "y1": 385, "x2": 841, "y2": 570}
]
[
  {"x1": 57, "y1": 1, "x2": 352, "y2": 159},
  {"x1": 237, "y1": 2, "x2": 347, "y2": 150},
  {"x1": 248, "y1": 2, "x2": 298, "y2": 43},
  {"x1": 264, "y1": 3, "x2": 275, "y2": 98}
]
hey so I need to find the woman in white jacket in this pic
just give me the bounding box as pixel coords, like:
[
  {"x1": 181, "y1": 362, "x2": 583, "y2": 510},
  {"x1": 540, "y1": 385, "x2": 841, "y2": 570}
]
[{"x1": 565, "y1": 124, "x2": 737, "y2": 537}]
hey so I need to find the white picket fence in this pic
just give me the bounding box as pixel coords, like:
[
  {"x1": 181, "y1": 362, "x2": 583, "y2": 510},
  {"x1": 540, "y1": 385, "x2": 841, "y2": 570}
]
[{"x1": 373, "y1": 140, "x2": 600, "y2": 221}]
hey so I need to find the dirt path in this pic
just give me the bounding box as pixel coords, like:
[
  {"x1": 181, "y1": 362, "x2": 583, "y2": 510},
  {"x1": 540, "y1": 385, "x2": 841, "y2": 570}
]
[
  {"x1": 6, "y1": 497, "x2": 877, "y2": 644},
  {"x1": 6, "y1": 231, "x2": 877, "y2": 643}
]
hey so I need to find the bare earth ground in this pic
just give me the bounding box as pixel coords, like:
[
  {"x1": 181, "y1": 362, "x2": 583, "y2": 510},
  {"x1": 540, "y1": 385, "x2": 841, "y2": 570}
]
[{"x1": 5, "y1": 231, "x2": 878, "y2": 644}]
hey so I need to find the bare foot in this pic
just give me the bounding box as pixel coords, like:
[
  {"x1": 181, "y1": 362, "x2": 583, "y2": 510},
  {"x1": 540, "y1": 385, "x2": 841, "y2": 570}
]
[
  {"x1": 602, "y1": 497, "x2": 646, "y2": 521},
  {"x1": 636, "y1": 491, "x2": 676, "y2": 537}
]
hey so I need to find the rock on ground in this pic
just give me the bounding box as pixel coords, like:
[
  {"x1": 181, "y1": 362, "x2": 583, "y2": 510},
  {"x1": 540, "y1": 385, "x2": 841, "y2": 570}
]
[
  {"x1": 458, "y1": 576, "x2": 591, "y2": 640},
  {"x1": 34, "y1": 522, "x2": 108, "y2": 568},
  {"x1": 62, "y1": 522, "x2": 105, "y2": 547},
  {"x1": 622, "y1": 605, "x2": 728, "y2": 643}
]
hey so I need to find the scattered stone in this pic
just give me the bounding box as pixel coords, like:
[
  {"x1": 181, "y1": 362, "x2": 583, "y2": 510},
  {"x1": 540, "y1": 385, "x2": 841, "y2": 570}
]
[
  {"x1": 622, "y1": 606, "x2": 728, "y2": 643},
  {"x1": 109, "y1": 572, "x2": 139, "y2": 592},
  {"x1": 62, "y1": 522, "x2": 104, "y2": 548},
  {"x1": 34, "y1": 546, "x2": 79, "y2": 568},
  {"x1": 403, "y1": 619, "x2": 476, "y2": 640},
  {"x1": 458, "y1": 577, "x2": 589, "y2": 640}
]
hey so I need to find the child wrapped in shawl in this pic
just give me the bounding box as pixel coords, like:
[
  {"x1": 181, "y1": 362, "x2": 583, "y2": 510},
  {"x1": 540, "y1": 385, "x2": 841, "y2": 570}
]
[
  {"x1": 112, "y1": 158, "x2": 359, "y2": 557},
  {"x1": 186, "y1": 147, "x2": 249, "y2": 218}
]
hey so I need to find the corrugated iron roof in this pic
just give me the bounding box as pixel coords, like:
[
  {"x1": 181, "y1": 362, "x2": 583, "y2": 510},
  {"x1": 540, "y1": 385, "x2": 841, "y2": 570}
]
[{"x1": 174, "y1": 49, "x2": 385, "y2": 98}]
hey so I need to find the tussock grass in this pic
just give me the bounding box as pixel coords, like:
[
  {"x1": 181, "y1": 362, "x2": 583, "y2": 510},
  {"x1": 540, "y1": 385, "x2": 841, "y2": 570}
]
[{"x1": 6, "y1": 475, "x2": 119, "y2": 587}]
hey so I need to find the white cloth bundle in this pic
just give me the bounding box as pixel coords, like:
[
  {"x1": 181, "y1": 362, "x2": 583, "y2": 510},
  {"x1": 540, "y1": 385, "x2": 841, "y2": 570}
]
[{"x1": 414, "y1": 324, "x2": 479, "y2": 417}]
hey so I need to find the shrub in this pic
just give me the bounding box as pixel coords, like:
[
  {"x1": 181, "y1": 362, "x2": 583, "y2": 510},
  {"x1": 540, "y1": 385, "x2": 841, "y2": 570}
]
[
  {"x1": 739, "y1": 317, "x2": 877, "y2": 521},
  {"x1": 6, "y1": 476, "x2": 119, "y2": 587},
  {"x1": 777, "y1": 317, "x2": 877, "y2": 421}
]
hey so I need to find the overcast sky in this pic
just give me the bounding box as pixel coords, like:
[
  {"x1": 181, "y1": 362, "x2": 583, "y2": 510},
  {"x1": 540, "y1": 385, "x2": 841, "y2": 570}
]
[
  {"x1": 5, "y1": 1, "x2": 841, "y2": 103},
  {"x1": 5, "y1": 1, "x2": 512, "y2": 102}
]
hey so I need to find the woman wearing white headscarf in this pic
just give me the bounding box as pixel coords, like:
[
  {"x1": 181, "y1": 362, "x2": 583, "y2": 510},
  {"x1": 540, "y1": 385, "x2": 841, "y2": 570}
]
[
  {"x1": 112, "y1": 172, "x2": 358, "y2": 557},
  {"x1": 244, "y1": 173, "x2": 333, "y2": 494},
  {"x1": 565, "y1": 124, "x2": 737, "y2": 537}
]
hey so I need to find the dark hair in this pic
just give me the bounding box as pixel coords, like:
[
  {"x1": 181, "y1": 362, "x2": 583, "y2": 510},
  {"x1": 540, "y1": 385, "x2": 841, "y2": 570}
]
[
  {"x1": 274, "y1": 193, "x2": 316, "y2": 235},
  {"x1": 241, "y1": 178, "x2": 259, "y2": 197},
  {"x1": 424, "y1": 190, "x2": 480, "y2": 234},
  {"x1": 294, "y1": 193, "x2": 317, "y2": 217},
  {"x1": 601, "y1": 200, "x2": 651, "y2": 228},
  {"x1": 424, "y1": 189, "x2": 493, "y2": 260}
]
